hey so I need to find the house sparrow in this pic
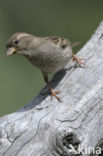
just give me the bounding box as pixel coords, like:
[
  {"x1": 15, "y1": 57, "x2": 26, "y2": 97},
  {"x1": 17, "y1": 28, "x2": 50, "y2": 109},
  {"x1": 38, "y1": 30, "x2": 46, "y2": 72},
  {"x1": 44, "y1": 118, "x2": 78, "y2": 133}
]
[{"x1": 6, "y1": 32, "x2": 84, "y2": 102}]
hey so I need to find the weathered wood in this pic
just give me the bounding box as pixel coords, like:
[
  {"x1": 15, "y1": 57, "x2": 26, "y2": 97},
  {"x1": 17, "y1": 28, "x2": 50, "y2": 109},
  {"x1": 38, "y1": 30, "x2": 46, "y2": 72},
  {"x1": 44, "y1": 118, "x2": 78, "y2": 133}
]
[{"x1": 0, "y1": 21, "x2": 103, "y2": 156}]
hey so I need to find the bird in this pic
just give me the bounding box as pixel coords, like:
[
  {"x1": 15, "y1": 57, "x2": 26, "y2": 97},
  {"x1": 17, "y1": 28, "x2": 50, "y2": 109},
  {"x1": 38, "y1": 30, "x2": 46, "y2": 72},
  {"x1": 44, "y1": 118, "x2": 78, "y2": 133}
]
[{"x1": 6, "y1": 32, "x2": 84, "y2": 102}]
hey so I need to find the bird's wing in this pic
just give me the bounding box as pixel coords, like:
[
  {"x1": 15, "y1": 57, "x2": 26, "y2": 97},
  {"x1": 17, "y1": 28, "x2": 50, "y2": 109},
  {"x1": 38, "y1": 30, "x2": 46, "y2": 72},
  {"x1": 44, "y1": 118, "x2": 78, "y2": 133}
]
[
  {"x1": 35, "y1": 36, "x2": 80, "y2": 51},
  {"x1": 45, "y1": 36, "x2": 71, "y2": 49}
]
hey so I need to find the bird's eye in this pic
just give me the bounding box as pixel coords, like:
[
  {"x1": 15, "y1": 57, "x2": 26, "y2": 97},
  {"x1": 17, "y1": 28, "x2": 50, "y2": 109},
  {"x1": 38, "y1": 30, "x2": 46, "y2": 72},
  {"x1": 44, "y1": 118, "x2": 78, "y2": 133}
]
[{"x1": 14, "y1": 40, "x2": 19, "y2": 44}]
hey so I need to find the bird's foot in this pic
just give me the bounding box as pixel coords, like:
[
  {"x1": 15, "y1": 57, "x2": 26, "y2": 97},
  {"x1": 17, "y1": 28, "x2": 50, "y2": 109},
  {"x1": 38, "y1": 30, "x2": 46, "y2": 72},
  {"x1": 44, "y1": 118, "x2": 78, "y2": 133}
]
[
  {"x1": 72, "y1": 53, "x2": 86, "y2": 66},
  {"x1": 50, "y1": 89, "x2": 61, "y2": 102}
]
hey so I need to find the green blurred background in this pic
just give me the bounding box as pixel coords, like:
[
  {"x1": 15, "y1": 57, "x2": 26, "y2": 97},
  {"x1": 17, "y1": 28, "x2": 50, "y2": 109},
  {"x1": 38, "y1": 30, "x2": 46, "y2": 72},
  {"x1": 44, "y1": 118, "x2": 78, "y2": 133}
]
[{"x1": 0, "y1": 0, "x2": 103, "y2": 116}]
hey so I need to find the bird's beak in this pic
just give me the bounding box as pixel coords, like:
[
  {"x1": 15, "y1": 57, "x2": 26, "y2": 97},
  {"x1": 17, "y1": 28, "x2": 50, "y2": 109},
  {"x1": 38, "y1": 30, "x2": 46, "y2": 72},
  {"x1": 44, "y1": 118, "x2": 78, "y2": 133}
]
[{"x1": 6, "y1": 47, "x2": 16, "y2": 56}]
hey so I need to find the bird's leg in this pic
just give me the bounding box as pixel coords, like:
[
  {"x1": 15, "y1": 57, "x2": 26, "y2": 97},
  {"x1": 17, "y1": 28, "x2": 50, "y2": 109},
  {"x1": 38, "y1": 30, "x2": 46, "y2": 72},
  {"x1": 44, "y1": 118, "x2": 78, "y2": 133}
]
[
  {"x1": 42, "y1": 72, "x2": 61, "y2": 102},
  {"x1": 72, "y1": 53, "x2": 86, "y2": 66}
]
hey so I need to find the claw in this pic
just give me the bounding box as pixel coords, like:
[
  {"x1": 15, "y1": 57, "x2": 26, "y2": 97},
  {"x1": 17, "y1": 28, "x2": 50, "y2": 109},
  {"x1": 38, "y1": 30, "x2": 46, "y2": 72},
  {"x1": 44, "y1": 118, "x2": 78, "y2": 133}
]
[
  {"x1": 50, "y1": 89, "x2": 61, "y2": 102},
  {"x1": 43, "y1": 73, "x2": 62, "y2": 102},
  {"x1": 72, "y1": 53, "x2": 86, "y2": 66}
]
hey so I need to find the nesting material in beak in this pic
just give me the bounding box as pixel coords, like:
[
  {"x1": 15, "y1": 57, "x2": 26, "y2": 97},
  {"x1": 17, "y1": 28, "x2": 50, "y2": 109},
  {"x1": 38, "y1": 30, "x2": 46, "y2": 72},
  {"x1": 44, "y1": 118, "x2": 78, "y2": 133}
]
[{"x1": 6, "y1": 47, "x2": 16, "y2": 56}]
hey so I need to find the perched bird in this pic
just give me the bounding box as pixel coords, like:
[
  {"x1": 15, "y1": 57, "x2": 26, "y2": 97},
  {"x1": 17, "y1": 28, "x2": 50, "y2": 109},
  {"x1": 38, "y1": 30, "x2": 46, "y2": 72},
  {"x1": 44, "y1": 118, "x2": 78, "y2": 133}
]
[{"x1": 6, "y1": 32, "x2": 84, "y2": 102}]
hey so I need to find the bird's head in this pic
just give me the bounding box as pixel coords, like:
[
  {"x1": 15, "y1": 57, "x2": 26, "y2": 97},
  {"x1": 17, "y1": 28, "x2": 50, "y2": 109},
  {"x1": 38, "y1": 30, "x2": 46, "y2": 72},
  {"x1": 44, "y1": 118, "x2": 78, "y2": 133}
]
[{"x1": 6, "y1": 32, "x2": 34, "y2": 56}]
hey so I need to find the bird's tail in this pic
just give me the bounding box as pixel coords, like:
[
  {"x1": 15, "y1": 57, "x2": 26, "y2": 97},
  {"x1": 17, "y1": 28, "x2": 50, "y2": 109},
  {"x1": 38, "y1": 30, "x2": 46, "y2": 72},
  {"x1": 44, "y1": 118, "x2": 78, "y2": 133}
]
[{"x1": 70, "y1": 41, "x2": 81, "y2": 48}]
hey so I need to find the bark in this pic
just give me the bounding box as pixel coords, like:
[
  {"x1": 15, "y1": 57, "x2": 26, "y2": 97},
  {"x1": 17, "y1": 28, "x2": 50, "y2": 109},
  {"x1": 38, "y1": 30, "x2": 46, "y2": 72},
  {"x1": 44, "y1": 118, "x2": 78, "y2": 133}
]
[{"x1": 0, "y1": 21, "x2": 103, "y2": 156}]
